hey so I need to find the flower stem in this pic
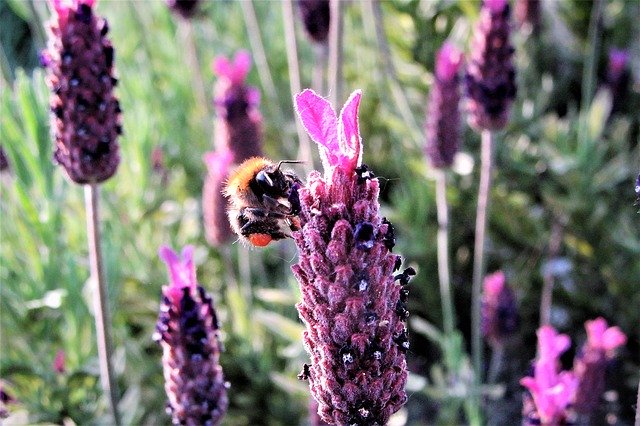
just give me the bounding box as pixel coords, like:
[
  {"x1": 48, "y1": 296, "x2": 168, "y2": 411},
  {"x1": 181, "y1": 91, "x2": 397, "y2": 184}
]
[
  {"x1": 177, "y1": 18, "x2": 208, "y2": 119},
  {"x1": 239, "y1": 0, "x2": 278, "y2": 103},
  {"x1": 327, "y1": 0, "x2": 343, "y2": 106},
  {"x1": 282, "y1": 0, "x2": 313, "y2": 171},
  {"x1": 635, "y1": 378, "x2": 640, "y2": 426},
  {"x1": 84, "y1": 183, "x2": 120, "y2": 426},
  {"x1": 471, "y1": 129, "x2": 494, "y2": 404},
  {"x1": 435, "y1": 170, "x2": 455, "y2": 336},
  {"x1": 539, "y1": 220, "x2": 564, "y2": 326}
]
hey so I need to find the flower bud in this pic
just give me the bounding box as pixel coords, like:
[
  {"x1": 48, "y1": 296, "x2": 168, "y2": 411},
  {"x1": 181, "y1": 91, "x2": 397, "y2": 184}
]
[
  {"x1": 425, "y1": 42, "x2": 463, "y2": 168},
  {"x1": 212, "y1": 51, "x2": 263, "y2": 164},
  {"x1": 43, "y1": 0, "x2": 121, "y2": 184},
  {"x1": 294, "y1": 90, "x2": 409, "y2": 424},
  {"x1": 465, "y1": 0, "x2": 517, "y2": 131},
  {"x1": 154, "y1": 246, "x2": 228, "y2": 425},
  {"x1": 297, "y1": 0, "x2": 330, "y2": 44}
]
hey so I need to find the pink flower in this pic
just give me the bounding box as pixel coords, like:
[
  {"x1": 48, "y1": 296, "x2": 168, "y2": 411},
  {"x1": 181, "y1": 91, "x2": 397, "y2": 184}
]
[
  {"x1": 585, "y1": 317, "x2": 627, "y2": 352},
  {"x1": 53, "y1": 350, "x2": 66, "y2": 374},
  {"x1": 295, "y1": 89, "x2": 363, "y2": 176},
  {"x1": 520, "y1": 326, "x2": 578, "y2": 425}
]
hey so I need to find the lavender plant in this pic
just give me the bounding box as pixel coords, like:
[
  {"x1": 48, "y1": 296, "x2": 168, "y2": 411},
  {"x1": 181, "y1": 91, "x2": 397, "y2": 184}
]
[
  {"x1": 166, "y1": 0, "x2": 200, "y2": 19},
  {"x1": 297, "y1": 0, "x2": 330, "y2": 45},
  {"x1": 42, "y1": 0, "x2": 121, "y2": 184},
  {"x1": 42, "y1": 0, "x2": 122, "y2": 422},
  {"x1": 465, "y1": 0, "x2": 517, "y2": 394},
  {"x1": 154, "y1": 246, "x2": 228, "y2": 426},
  {"x1": 520, "y1": 326, "x2": 578, "y2": 425},
  {"x1": 292, "y1": 89, "x2": 410, "y2": 424}
]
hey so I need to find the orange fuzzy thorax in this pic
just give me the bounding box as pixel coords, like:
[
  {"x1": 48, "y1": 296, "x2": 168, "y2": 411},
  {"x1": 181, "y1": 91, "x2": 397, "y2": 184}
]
[{"x1": 225, "y1": 157, "x2": 271, "y2": 196}]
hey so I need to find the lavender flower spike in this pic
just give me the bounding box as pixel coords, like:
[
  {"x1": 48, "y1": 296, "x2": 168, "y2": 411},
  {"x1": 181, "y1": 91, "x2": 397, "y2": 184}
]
[
  {"x1": 425, "y1": 42, "x2": 463, "y2": 168},
  {"x1": 573, "y1": 317, "x2": 626, "y2": 415},
  {"x1": 43, "y1": 0, "x2": 121, "y2": 184},
  {"x1": 212, "y1": 51, "x2": 263, "y2": 164},
  {"x1": 297, "y1": 0, "x2": 331, "y2": 44},
  {"x1": 202, "y1": 148, "x2": 234, "y2": 246},
  {"x1": 293, "y1": 89, "x2": 409, "y2": 425},
  {"x1": 481, "y1": 270, "x2": 518, "y2": 347},
  {"x1": 154, "y1": 246, "x2": 228, "y2": 425},
  {"x1": 520, "y1": 326, "x2": 578, "y2": 425},
  {"x1": 465, "y1": 0, "x2": 517, "y2": 131}
]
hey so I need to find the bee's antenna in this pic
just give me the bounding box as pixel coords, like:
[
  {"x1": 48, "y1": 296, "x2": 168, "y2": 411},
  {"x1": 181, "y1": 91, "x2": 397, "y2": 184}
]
[{"x1": 276, "y1": 160, "x2": 305, "y2": 170}]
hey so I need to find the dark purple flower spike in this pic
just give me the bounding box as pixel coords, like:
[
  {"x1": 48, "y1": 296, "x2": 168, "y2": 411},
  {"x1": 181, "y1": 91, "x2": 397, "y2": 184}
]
[
  {"x1": 481, "y1": 271, "x2": 518, "y2": 347},
  {"x1": 166, "y1": 0, "x2": 200, "y2": 19},
  {"x1": 425, "y1": 42, "x2": 463, "y2": 168},
  {"x1": 212, "y1": 51, "x2": 263, "y2": 164},
  {"x1": 573, "y1": 318, "x2": 626, "y2": 416},
  {"x1": 42, "y1": 0, "x2": 121, "y2": 184},
  {"x1": 154, "y1": 246, "x2": 228, "y2": 426},
  {"x1": 203, "y1": 148, "x2": 234, "y2": 246},
  {"x1": 465, "y1": 0, "x2": 517, "y2": 131},
  {"x1": 293, "y1": 89, "x2": 409, "y2": 425},
  {"x1": 297, "y1": 0, "x2": 331, "y2": 44}
]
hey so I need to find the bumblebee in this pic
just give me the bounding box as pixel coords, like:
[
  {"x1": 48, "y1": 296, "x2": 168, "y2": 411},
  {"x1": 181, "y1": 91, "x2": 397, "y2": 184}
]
[{"x1": 224, "y1": 157, "x2": 302, "y2": 247}]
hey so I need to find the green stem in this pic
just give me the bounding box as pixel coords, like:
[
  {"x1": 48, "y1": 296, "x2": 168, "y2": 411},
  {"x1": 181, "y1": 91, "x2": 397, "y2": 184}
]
[
  {"x1": 84, "y1": 183, "x2": 120, "y2": 426},
  {"x1": 471, "y1": 129, "x2": 494, "y2": 408},
  {"x1": 282, "y1": 0, "x2": 313, "y2": 171},
  {"x1": 327, "y1": 0, "x2": 343, "y2": 106},
  {"x1": 435, "y1": 170, "x2": 455, "y2": 336}
]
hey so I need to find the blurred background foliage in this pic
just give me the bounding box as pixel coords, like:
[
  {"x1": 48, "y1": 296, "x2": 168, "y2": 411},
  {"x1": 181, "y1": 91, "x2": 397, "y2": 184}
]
[{"x1": 1, "y1": 0, "x2": 639, "y2": 424}]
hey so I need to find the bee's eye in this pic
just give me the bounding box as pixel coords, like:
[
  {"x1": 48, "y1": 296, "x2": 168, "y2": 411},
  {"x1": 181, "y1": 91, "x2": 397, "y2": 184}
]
[{"x1": 256, "y1": 170, "x2": 275, "y2": 189}]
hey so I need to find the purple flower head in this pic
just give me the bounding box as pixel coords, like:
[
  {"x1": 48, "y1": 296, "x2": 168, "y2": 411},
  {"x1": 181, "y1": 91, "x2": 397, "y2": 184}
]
[
  {"x1": 481, "y1": 270, "x2": 518, "y2": 346},
  {"x1": 573, "y1": 318, "x2": 626, "y2": 415},
  {"x1": 0, "y1": 381, "x2": 15, "y2": 420},
  {"x1": 166, "y1": 0, "x2": 200, "y2": 19},
  {"x1": 154, "y1": 246, "x2": 228, "y2": 425},
  {"x1": 520, "y1": 326, "x2": 578, "y2": 425},
  {"x1": 203, "y1": 148, "x2": 235, "y2": 246},
  {"x1": 465, "y1": 0, "x2": 517, "y2": 131},
  {"x1": 297, "y1": 0, "x2": 331, "y2": 44},
  {"x1": 295, "y1": 89, "x2": 363, "y2": 177},
  {"x1": 425, "y1": 42, "x2": 463, "y2": 168},
  {"x1": 608, "y1": 49, "x2": 629, "y2": 81},
  {"x1": 212, "y1": 51, "x2": 263, "y2": 163},
  {"x1": 0, "y1": 146, "x2": 9, "y2": 172},
  {"x1": 43, "y1": 0, "x2": 121, "y2": 184},
  {"x1": 293, "y1": 90, "x2": 409, "y2": 424}
]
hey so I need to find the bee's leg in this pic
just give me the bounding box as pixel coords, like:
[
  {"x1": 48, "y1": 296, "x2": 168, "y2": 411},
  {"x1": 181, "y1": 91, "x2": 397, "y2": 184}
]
[
  {"x1": 244, "y1": 207, "x2": 288, "y2": 220},
  {"x1": 239, "y1": 219, "x2": 287, "y2": 241},
  {"x1": 262, "y1": 195, "x2": 291, "y2": 213}
]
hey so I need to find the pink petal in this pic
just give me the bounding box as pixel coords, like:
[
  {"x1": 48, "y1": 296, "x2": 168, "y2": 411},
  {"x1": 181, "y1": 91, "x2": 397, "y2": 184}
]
[
  {"x1": 212, "y1": 56, "x2": 232, "y2": 78},
  {"x1": 585, "y1": 317, "x2": 607, "y2": 347},
  {"x1": 295, "y1": 89, "x2": 339, "y2": 170},
  {"x1": 203, "y1": 148, "x2": 233, "y2": 174},
  {"x1": 338, "y1": 89, "x2": 363, "y2": 170},
  {"x1": 435, "y1": 42, "x2": 463, "y2": 81},
  {"x1": 484, "y1": 0, "x2": 507, "y2": 14},
  {"x1": 602, "y1": 327, "x2": 627, "y2": 351},
  {"x1": 246, "y1": 87, "x2": 261, "y2": 107},
  {"x1": 483, "y1": 270, "x2": 505, "y2": 296},
  {"x1": 159, "y1": 245, "x2": 197, "y2": 292},
  {"x1": 230, "y1": 50, "x2": 252, "y2": 84}
]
